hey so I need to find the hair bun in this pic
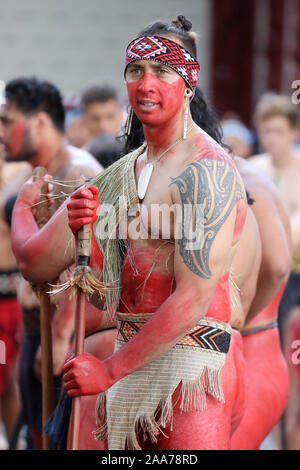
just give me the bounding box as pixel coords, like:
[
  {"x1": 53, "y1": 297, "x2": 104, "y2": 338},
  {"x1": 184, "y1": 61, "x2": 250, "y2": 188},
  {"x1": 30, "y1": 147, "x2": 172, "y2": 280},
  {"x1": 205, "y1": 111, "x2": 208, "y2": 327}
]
[{"x1": 172, "y1": 15, "x2": 192, "y2": 32}]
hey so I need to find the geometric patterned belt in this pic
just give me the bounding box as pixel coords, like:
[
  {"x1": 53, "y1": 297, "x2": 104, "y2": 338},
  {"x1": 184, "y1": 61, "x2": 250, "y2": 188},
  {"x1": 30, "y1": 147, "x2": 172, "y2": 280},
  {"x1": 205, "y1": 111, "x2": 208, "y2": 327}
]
[{"x1": 116, "y1": 313, "x2": 232, "y2": 354}]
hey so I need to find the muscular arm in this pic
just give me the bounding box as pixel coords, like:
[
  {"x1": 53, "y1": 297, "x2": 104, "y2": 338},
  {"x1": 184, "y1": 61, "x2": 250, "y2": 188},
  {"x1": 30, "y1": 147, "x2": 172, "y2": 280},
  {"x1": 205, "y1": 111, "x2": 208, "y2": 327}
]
[
  {"x1": 11, "y1": 190, "x2": 74, "y2": 281},
  {"x1": 11, "y1": 154, "x2": 102, "y2": 282},
  {"x1": 236, "y1": 157, "x2": 292, "y2": 322}
]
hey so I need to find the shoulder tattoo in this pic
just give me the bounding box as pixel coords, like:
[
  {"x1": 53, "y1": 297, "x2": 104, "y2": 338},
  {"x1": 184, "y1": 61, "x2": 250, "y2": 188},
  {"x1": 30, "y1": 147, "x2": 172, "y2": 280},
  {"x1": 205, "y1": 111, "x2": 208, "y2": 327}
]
[{"x1": 170, "y1": 159, "x2": 245, "y2": 279}]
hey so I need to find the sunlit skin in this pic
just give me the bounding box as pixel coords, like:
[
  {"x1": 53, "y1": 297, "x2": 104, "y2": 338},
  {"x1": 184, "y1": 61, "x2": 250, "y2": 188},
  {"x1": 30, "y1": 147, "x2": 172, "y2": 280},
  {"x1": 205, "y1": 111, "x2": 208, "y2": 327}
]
[
  {"x1": 83, "y1": 100, "x2": 123, "y2": 138},
  {"x1": 11, "y1": 38, "x2": 248, "y2": 448}
]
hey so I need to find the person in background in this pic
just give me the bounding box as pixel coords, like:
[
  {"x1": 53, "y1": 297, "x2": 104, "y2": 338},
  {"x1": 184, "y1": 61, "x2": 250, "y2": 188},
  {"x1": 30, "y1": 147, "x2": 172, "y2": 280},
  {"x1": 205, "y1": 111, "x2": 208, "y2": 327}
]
[
  {"x1": 221, "y1": 115, "x2": 254, "y2": 159},
  {"x1": 0, "y1": 76, "x2": 101, "y2": 449},
  {"x1": 250, "y1": 92, "x2": 300, "y2": 450},
  {"x1": 80, "y1": 83, "x2": 124, "y2": 144},
  {"x1": 86, "y1": 133, "x2": 124, "y2": 169},
  {"x1": 65, "y1": 107, "x2": 90, "y2": 150},
  {"x1": 249, "y1": 94, "x2": 300, "y2": 326},
  {"x1": 0, "y1": 136, "x2": 31, "y2": 448}
]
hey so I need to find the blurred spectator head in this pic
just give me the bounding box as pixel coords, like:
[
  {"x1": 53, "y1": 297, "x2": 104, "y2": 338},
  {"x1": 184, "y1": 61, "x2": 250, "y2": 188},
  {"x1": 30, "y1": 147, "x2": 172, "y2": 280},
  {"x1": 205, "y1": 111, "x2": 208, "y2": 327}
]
[
  {"x1": 222, "y1": 117, "x2": 253, "y2": 158},
  {"x1": 0, "y1": 76, "x2": 65, "y2": 162},
  {"x1": 86, "y1": 133, "x2": 123, "y2": 169},
  {"x1": 254, "y1": 93, "x2": 300, "y2": 157},
  {"x1": 65, "y1": 108, "x2": 90, "y2": 149},
  {"x1": 80, "y1": 83, "x2": 123, "y2": 139}
]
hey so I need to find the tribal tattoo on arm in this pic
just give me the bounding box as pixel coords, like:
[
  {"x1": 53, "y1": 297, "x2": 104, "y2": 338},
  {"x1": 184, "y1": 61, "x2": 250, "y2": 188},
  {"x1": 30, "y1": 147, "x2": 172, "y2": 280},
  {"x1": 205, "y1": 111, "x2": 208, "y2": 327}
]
[{"x1": 170, "y1": 159, "x2": 245, "y2": 279}]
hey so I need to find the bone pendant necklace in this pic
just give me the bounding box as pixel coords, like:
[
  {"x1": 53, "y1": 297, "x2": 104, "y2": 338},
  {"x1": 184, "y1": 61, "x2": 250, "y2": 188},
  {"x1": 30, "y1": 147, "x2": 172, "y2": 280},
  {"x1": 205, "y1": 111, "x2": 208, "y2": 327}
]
[{"x1": 137, "y1": 124, "x2": 194, "y2": 200}]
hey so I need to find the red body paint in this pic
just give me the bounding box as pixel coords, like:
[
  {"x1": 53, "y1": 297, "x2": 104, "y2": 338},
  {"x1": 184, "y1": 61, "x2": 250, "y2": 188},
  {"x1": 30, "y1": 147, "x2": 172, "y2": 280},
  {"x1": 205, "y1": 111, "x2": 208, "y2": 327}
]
[
  {"x1": 231, "y1": 281, "x2": 289, "y2": 449},
  {"x1": 193, "y1": 133, "x2": 235, "y2": 168},
  {"x1": 139, "y1": 329, "x2": 246, "y2": 450},
  {"x1": 231, "y1": 327, "x2": 289, "y2": 450},
  {"x1": 90, "y1": 226, "x2": 103, "y2": 272},
  {"x1": 120, "y1": 248, "x2": 232, "y2": 323},
  {"x1": 247, "y1": 281, "x2": 287, "y2": 327},
  {"x1": 120, "y1": 248, "x2": 175, "y2": 314},
  {"x1": 127, "y1": 74, "x2": 186, "y2": 154},
  {"x1": 206, "y1": 273, "x2": 232, "y2": 323},
  {"x1": 6, "y1": 121, "x2": 26, "y2": 158}
]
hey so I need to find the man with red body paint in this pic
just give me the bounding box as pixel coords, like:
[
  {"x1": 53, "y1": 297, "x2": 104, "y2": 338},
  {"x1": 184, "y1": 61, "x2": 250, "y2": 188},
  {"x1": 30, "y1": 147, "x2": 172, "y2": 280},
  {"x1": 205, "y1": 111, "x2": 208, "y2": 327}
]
[
  {"x1": 230, "y1": 156, "x2": 291, "y2": 449},
  {"x1": 0, "y1": 141, "x2": 31, "y2": 446},
  {"x1": 11, "y1": 19, "x2": 250, "y2": 450},
  {"x1": 0, "y1": 77, "x2": 102, "y2": 449}
]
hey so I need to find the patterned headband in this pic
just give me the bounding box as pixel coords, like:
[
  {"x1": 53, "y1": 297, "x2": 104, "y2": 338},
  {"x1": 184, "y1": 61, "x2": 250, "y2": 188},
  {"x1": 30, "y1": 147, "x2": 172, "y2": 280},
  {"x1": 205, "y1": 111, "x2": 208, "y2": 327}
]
[{"x1": 125, "y1": 35, "x2": 200, "y2": 91}]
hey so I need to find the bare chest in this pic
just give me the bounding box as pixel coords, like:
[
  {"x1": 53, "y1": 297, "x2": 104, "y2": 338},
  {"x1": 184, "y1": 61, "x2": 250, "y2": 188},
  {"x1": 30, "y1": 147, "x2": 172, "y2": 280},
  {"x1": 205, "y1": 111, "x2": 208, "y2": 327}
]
[{"x1": 127, "y1": 159, "x2": 181, "y2": 242}]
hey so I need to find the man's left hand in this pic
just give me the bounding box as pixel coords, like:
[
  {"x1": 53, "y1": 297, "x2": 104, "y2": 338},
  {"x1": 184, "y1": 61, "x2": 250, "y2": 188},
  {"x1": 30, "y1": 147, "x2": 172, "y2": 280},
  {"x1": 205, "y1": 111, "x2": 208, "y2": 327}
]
[{"x1": 62, "y1": 352, "x2": 113, "y2": 397}]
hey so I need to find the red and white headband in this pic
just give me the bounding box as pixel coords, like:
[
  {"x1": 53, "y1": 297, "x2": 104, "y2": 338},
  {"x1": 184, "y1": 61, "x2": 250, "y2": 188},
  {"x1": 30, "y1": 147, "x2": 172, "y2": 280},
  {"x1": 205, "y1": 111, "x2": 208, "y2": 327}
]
[{"x1": 125, "y1": 35, "x2": 200, "y2": 91}]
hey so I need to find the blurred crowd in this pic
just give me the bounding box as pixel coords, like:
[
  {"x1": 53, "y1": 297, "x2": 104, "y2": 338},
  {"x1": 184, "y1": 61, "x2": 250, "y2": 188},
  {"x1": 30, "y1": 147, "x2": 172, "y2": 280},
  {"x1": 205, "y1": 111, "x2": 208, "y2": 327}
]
[{"x1": 0, "y1": 76, "x2": 299, "y2": 450}]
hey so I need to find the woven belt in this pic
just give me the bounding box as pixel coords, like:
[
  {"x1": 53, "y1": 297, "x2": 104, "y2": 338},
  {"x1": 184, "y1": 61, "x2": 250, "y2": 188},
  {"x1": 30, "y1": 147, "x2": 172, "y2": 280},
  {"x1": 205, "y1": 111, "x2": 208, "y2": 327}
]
[{"x1": 116, "y1": 313, "x2": 231, "y2": 354}]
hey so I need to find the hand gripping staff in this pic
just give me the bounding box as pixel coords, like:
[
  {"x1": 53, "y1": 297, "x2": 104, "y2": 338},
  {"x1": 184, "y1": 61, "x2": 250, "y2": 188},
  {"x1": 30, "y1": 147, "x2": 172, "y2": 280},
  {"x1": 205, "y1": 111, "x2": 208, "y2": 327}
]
[
  {"x1": 69, "y1": 220, "x2": 111, "y2": 450},
  {"x1": 68, "y1": 223, "x2": 91, "y2": 450},
  {"x1": 47, "y1": 182, "x2": 108, "y2": 449},
  {"x1": 32, "y1": 166, "x2": 54, "y2": 450}
]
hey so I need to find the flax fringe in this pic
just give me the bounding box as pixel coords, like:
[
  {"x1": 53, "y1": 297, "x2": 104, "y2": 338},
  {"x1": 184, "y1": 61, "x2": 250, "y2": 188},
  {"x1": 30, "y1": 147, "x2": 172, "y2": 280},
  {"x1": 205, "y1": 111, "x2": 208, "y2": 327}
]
[
  {"x1": 93, "y1": 367, "x2": 225, "y2": 450},
  {"x1": 48, "y1": 266, "x2": 110, "y2": 300},
  {"x1": 93, "y1": 315, "x2": 230, "y2": 450},
  {"x1": 89, "y1": 144, "x2": 146, "y2": 319}
]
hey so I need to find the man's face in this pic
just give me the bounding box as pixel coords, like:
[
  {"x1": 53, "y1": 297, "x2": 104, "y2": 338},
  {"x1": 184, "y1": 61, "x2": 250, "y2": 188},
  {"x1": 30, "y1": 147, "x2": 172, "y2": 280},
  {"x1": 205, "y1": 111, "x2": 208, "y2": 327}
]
[
  {"x1": 258, "y1": 115, "x2": 299, "y2": 157},
  {"x1": 84, "y1": 99, "x2": 123, "y2": 138},
  {"x1": 125, "y1": 60, "x2": 186, "y2": 128},
  {"x1": 0, "y1": 101, "x2": 36, "y2": 162}
]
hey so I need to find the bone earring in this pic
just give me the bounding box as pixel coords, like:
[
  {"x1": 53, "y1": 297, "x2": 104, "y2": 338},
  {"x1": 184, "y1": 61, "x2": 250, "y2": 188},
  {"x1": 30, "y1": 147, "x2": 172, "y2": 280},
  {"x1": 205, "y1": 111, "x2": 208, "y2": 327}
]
[
  {"x1": 183, "y1": 89, "x2": 192, "y2": 139},
  {"x1": 125, "y1": 106, "x2": 134, "y2": 136}
]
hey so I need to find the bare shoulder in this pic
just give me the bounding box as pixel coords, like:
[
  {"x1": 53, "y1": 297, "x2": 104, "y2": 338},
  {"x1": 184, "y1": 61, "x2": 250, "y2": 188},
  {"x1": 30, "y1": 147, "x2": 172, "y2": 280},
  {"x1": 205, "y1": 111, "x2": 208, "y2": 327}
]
[
  {"x1": 236, "y1": 155, "x2": 274, "y2": 189},
  {"x1": 248, "y1": 153, "x2": 270, "y2": 171},
  {"x1": 171, "y1": 132, "x2": 244, "y2": 204},
  {"x1": 192, "y1": 128, "x2": 235, "y2": 166},
  {"x1": 237, "y1": 156, "x2": 290, "y2": 225}
]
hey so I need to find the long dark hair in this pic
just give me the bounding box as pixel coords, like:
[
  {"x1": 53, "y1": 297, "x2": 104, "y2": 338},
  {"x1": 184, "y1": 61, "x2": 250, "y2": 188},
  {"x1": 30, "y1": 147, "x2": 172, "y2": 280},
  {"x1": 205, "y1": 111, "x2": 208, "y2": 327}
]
[{"x1": 122, "y1": 16, "x2": 225, "y2": 154}]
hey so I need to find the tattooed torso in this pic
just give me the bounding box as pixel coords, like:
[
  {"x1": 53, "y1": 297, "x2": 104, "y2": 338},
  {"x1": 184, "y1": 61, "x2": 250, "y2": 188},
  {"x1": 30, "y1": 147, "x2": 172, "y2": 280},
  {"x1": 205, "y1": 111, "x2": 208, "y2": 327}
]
[
  {"x1": 120, "y1": 128, "x2": 247, "y2": 322},
  {"x1": 170, "y1": 159, "x2": 245, "y2": 279}
]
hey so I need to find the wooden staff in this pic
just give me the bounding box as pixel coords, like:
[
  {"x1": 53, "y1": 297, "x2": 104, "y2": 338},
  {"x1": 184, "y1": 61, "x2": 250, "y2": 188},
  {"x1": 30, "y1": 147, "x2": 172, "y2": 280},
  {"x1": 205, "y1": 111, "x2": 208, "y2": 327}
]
[
  {"x1": 69, "y1": 224, "x2": 92, "y2": 450},
  {"x1": 32, "y1": 166, "x2": 54, "y2": 450}
]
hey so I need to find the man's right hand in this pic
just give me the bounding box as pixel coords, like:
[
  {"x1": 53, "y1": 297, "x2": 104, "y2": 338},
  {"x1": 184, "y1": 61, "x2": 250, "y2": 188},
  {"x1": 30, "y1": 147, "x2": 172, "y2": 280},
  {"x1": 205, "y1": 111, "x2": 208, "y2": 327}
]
[
  {"x1": 17, "y1": 174, "x2": 53, "y2": 216},
  {"x1": 67, "y1": 186, "x2": 99, "y2": 235}
]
